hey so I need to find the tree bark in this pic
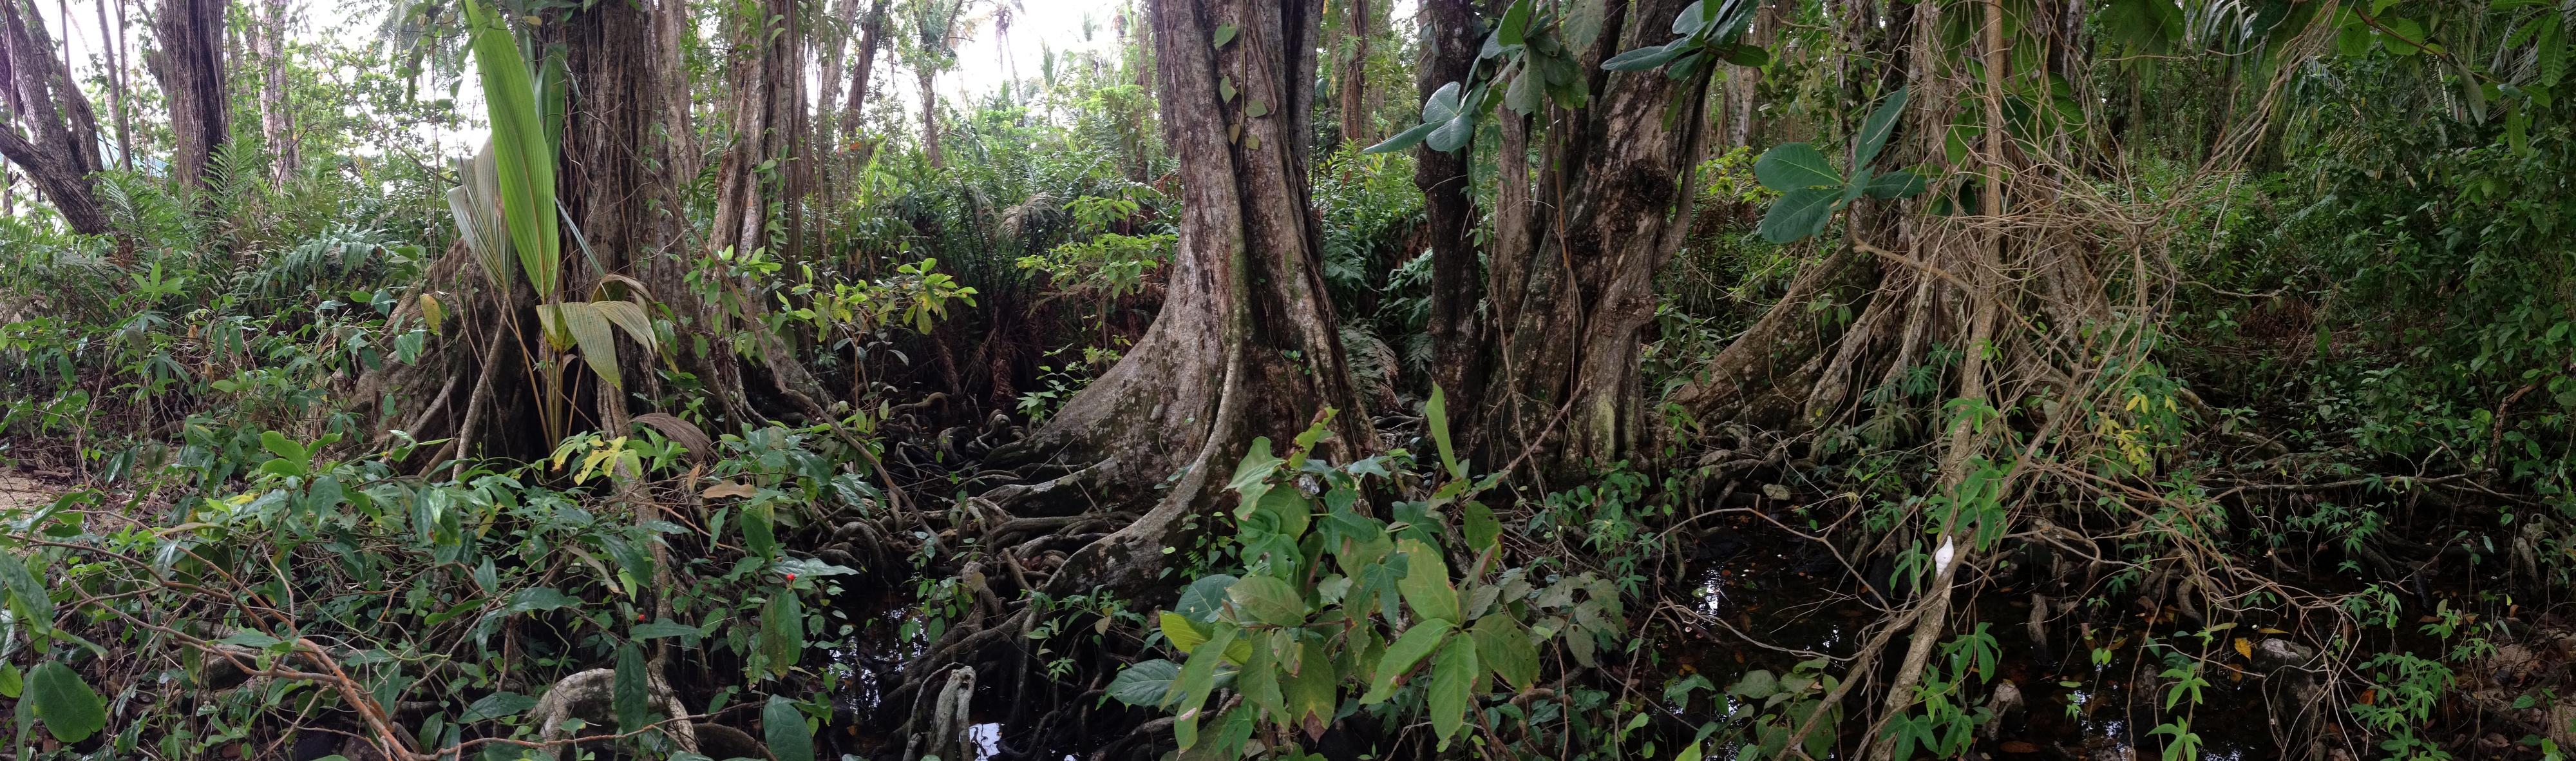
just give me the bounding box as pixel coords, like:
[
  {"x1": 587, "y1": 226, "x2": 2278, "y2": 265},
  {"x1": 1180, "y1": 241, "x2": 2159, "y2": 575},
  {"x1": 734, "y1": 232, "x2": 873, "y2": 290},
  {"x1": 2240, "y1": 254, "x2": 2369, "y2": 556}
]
[
  {"x1": 652, "y1": 0, "x2": 696, "y2": 188},
  {"x1": 916, "y1": 65, "x2": 942, "y2": 168},
  {"x1": 706, "y1": 0, "x2": 802, "y2": 260},
  {"x1": 255, "y1": 0, "x2": 294, "y2": 188},
  {"x1": 1003, "y1": 0, "x2": 1374, "y2": 595},
  {"x1": 97, "y1": 0, "x2": 128, "y2": 173},
  {"x1": 0, "y1": 0, "x2": 106, "y2": 233},
  {"x1": 1336, "y1": 0, "x2": 1368, "y2": 147},
  {"x1": 149, "y1": 0, "x2": 227, "y2": 192},
  {"x1": 838, "y1": 0, "x2": 885, "y2": 149},
  {"x1": 1481, "y1": 0, "x2": 1716, "y2": 480},
  {"x1": 1417, "y1": 0, "x2": 1482, "y2": 444}
]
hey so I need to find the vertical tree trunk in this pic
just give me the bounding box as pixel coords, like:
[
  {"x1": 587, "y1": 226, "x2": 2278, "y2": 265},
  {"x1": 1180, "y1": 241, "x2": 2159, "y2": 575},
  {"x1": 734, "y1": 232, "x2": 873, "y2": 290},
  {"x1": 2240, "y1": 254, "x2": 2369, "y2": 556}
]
[
  {"x1": 551, "y1": 0, "x2": 666, "y2": 425},
  {"x1": 838, "y1": 0, "x2": 884, "y2": 149},
  {"x1": 0, "y1": 0, "x2": 107, "y2": 233},
  {"x1": 149, "y1": 0, "x2": 227, "y2": 191},
  {"x1": 95, "y1": 0, "x2": 128, "y2": 173},
  {"x1": 813, "y1": 0, "x2": 849, "y2": 148},
  {"x1": 1417, "y1": 0, "x2": 1482, "y2": 443},
  {"x1": 1481, "y1": 0, "x2": 1717, "y2": 479},
  {"x1": 1007, "y1": 0, "x2": 1374, "y2": 595},
  {"x1": 653, "y1": 0, "x2": 696, "y2": 188},
  {"x1": 916, "y1": 65, "x2": 942, "y2": 168},
  {"x1": 1336, "y1": 0, "x2": 1367, "y2": 146},
  {"x1": 706, "y1": 0, "x2": 800, "y2": 259},
  {"x1": 255, "y1": 0, "x2": 294, "y2": 187}
]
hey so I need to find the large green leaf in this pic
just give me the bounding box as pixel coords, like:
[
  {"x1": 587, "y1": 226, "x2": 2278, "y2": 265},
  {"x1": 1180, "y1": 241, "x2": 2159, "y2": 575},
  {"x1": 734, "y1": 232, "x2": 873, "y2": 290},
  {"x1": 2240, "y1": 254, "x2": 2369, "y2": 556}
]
[
  {"x1": 536, "y1": 302, "x2": 618, "y2": 387},
  {"x1": 1426, "y1": 637, "x2": 1479, "y2": 749},
  {"x1": 613, "y1": 643, "x2": 649, "y2": 733},
  {"x1": 1361, "y1": 120, "x2": 1439, "y2": 154},
  {"x1": 1171, "y1": 622, "x2": 1239, "y2": 749},
  {"x1": 448, "y1": 141, "x2": 515, "y2": 290},
  {"x1": 1359, "y1": 619, "x2": 1452, "y2": 703},
  {"x1": 1471, "y1": 615, "x2": 1540, "y2": 691},
  {"x1": 763, "y1": 695, "x2": 813, "y2": 761},
  {"x1": 1425, "y1": 112, "x2": 1476, "y2": 153},
  {"x1": 460, "y1": 0, "x2": 560, "y2": 297},
  {"x1": 1227, "y1": 574, "x2": 1306, "y2": 626},
  {"x1": 1227, "y1": 438, "x2": 1282, "y2": 518},
  {"x1": 27, "y1": 661, "x2": 102, "y2": 742},
  {"x1": 1105, "y1": 659, "x2": 1181, "y2": 706},
  {"x1": 1426, "y1": 385, "x2": 1464, "y2": 480},
  {"x1": 1395, "y1": 539, "x2": 1460, "y2": 622},
  {"x1": 1754, "y1": 142, "x2": 1841, "y2": 191},
  {"x1": 1602, "y1": 39, "x2": 1693, "y2": 72},
  {"x1": 1759, "y1": 188, "x2": 1842, "y2": 244},
  {"x1": 1864, "y1": 170, "x2": 1927, "y2": 199},
  {"x1": 1852, "y1": 86, "x2": 1910, "y2": 168},
  {"x1": 758, "y1": 589, "x2": 802, "y2": 677},
  {"x1": 0, "y1": 550, "x2": 53, "y2": 628}
]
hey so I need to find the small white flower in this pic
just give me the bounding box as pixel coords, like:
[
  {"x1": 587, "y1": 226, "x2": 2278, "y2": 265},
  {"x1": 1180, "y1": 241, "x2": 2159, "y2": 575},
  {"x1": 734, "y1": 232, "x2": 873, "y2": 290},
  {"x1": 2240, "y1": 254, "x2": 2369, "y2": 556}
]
[{"x1": 1932, "y1": 537, "x2": 1956, "y2": 575}]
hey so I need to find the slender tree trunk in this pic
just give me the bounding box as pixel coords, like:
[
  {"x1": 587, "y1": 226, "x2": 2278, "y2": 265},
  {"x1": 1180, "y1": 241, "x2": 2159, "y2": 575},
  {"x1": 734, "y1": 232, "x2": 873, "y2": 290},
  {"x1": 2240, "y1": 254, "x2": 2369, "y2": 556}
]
[
  {"x1": 916, "y1": 65, "x2": 942, "y2": 168},
  {"x1": 1480, "y1": 0, "x2": 1716, "y2": 479},
  {"x1": 149, "y1": 0, "x2": 227, "y2": 192},
  {"x1": 95, "y1": 0, "x2": 126, "y2": 173},
  {"x1": 1001, "y1": 0, "x2": 1374, "y2": 595},
  {"x1": 0, "y1": 0, "x2": 106, "y2": 233},
  {"x1": 1336, "y1": 0, "x2": 1367, "y2": 146},
  {"x1": 838, "y1": 0, "x2": 884, "y2": 149},
  {"x1": 1417, "y1": 0, "x2": 1482, "y2": 441},
  {"x1": 255, "y1": 0, "x2": 294, "y2": 188}
]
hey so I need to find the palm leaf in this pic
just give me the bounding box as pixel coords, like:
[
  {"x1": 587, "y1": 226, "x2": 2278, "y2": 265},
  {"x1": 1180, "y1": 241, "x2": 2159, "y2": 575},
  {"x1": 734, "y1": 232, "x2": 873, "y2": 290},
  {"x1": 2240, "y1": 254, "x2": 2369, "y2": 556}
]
[
  {"x1": 461, "y1": 0, "x2": 560, "y2": 297},
  {"x1": 538, "y1": 302, "x2": 623, "y2": 389}
]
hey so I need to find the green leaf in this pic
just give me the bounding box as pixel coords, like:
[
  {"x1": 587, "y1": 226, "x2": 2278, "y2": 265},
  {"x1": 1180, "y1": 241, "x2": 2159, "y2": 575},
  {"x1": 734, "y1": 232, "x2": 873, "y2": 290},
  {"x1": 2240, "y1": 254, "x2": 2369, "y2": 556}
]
[
  {"x1": 1245, "y1": 99, "x2": 1271, "y2": 118},
  {"x1": 1106, "y1": 659, "x2": 1181, "y2": 706},
  {"x1": 764, "y1": 695, "x2": 813, "y2": 761},
  {"x1": 759, "y1": 589, "x2": 804, "y2": 677},
  {"x1": 1171, "y1": 622, "x2": 1240, "y2": 749},
  {"x1": 1359, "y1": 619, "x2": 1454, "y2": 703},
  {"x1": 2541, "y1": 19, "x2": 2566, "y2": 86},
  {"x1": 1497, "y1": 0, "x2": 1531, "y2": 46},
  {"x1": 1396, "y1": 539, "x2": 1461, "y2": 622},
  {"x1": 0, "y1": 550, "x2": 47, "y2": 629},
  {"x1": 1280, "y1": 637, "x2": 1339, "y2": 735},
  {"x1": 613, "y1": 643, "x2": 649, "y2": 733},
  {"x1": 1212, "y1": 23, "x2": 1237, "y2": 48},
  {"x1": 632, "y1": 619, "x2": 701, "y2": 640},
  {"x1": 1720, "y1": 43, "x2": 1770, "y2": 66},
  {"x1": 27, "y1": 661, "x2": 103, "y2": 743},
  {"x1": 1251, "y1": 487, "x2": 1311, "y2": 539},
  {"x1": 1729, "y1": 669, "x2": 1779, "y2": 698},
  {"x1": 1423, "y1": 81, "x2": 1464, "y2": 122},
  {"x1": 260, "y1": 430, "x2": 308, "y2": 469},
  {"x1": 1853, "y1": 87, "x2": 1910, "y2": 168},
  {"x1": 1461, "y1": 501, "x2": 1500, "y2": 552},
  {"x1": 537, "y1": 303, "x2": 622, "y2": 387},
  {"x1": 1602, "y1": 39, "x2": 1692, "y2": 72},
  {"x1": 217, "y1": 630, "x2": 287, "y2": 650},
  {"x1": 1426, "y1": 386, "x2": 1465, "y2": 479},
  {"x1": 0, "y1": 662, "x2": 21, "y2": 698},
  {"x1": 1227, "y1": 438, "x2": 1283, "y2": 518},
  {"x1": 1864, "y1": 170, "x2": 1927, "y2": 199},
  {"x1": 1427, "y1": 636, "x2": 1478, "y2": 749},
  {"x1": 1671, "y1": 0, "x2": 1710, "y2": 35},
  {"x1": 2336, "y1": 19, "x2": 2372, "y2": 57},
  {"x1": 1470, "y1": 614, "x2": 1540, "y2": 691},
  {"x1": 1759, "y1": 188, "x2": 1842, "y2": 244},
  {"x1": 741, "y1": 502, "x2": 779, "y2": 559},
  {"x1": 1176, "y1": 575, "x2": 1240, "y2": 623},
  {"x1": 1754, "y1": 142, "x2": 1841, "y2": 191},
  {"x1": 2382, "y1": 17, "x2": 2426, "y2": 57},
  {"x1": 1228, "y1": 575, "x2": 1307, "y2": 626},
  {"x1": 509, "y1": 587, "x2": 581, "y2": 613},
  {"x1": 1561, "y1": 0, "x2": 1605, "y2": 50},
  {"x1": 1362, "y1": 120, "x2": 1439, "y2": 154},
  {"x1": 1426, "y1": 113, "x2": 1475, "y2": 153},
  {"x1": 460, "y1": 0, "x2": 560, "y2": 296},
  {"x1": 459, "y1": 691, "x2": 538, "y2": 722}
]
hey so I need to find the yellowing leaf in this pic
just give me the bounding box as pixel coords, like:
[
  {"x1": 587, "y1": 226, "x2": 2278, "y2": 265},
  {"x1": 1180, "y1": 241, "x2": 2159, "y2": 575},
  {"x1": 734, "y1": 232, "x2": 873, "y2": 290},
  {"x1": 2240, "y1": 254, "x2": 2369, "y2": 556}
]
[{"x1": 2233, "y1": 637, "x2": 2253, "y2": 660}]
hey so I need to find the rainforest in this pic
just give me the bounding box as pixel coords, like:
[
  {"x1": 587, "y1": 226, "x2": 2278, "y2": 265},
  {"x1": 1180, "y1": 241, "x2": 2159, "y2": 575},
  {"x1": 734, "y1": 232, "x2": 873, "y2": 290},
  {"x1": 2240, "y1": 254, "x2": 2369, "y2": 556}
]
[{"x1": 0, "y1": 0, "x2": 2557, "y2": 759}]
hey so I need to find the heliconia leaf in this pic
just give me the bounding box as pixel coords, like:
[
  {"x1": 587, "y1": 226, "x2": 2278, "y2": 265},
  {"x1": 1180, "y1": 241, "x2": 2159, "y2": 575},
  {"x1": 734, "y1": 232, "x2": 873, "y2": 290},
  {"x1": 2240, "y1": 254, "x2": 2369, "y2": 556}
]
[
  {"x1": 460, "y1": 0, "x2": 560, "y2": 297},
  {"x1": 1426, "y1": 636, "x2": 1478, "y2": 749},
  {"x1": 1754, "y1": 142, "x2": 1841, "y2": 191},
  {"x1": 1359, "y1": 619, "x2": 1453, "y2": 703}
]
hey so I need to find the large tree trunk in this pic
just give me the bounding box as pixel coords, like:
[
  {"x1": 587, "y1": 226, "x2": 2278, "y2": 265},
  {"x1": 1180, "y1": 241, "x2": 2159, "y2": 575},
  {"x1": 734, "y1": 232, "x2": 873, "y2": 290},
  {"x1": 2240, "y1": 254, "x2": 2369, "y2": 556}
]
[
  {"x1": 254, "y1": 0, "x2": 294, "y2": 188},
  {"x1": 149, "y1": 0, "x2": 227, "y2": 191},
  {"x1": 1417, "y1": 0, "x2": 1483, "y2": 444},
  {"x1": 915, "y1": 65, "x2": 942, "y2": 168},
  {"x1": 1001, "y1": 0, "x2": 1374, "y2": 595},
  {"x1": 1480, "y1": 0, "x2": 1717, "y2": 480},
  {"x1": 0, "y1": 0, "x2": 106, "y2": 234},
  {"x1": 652, "y1": 0, "x2": 696, "y2": 188}
]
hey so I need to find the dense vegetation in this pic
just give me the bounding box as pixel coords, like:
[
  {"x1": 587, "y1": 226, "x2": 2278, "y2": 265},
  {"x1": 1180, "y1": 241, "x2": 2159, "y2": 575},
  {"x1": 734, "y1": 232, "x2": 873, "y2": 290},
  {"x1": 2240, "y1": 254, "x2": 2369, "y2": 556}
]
[{"x1": 0, "y1": 0, "x2": 2573, "y2": 759}]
